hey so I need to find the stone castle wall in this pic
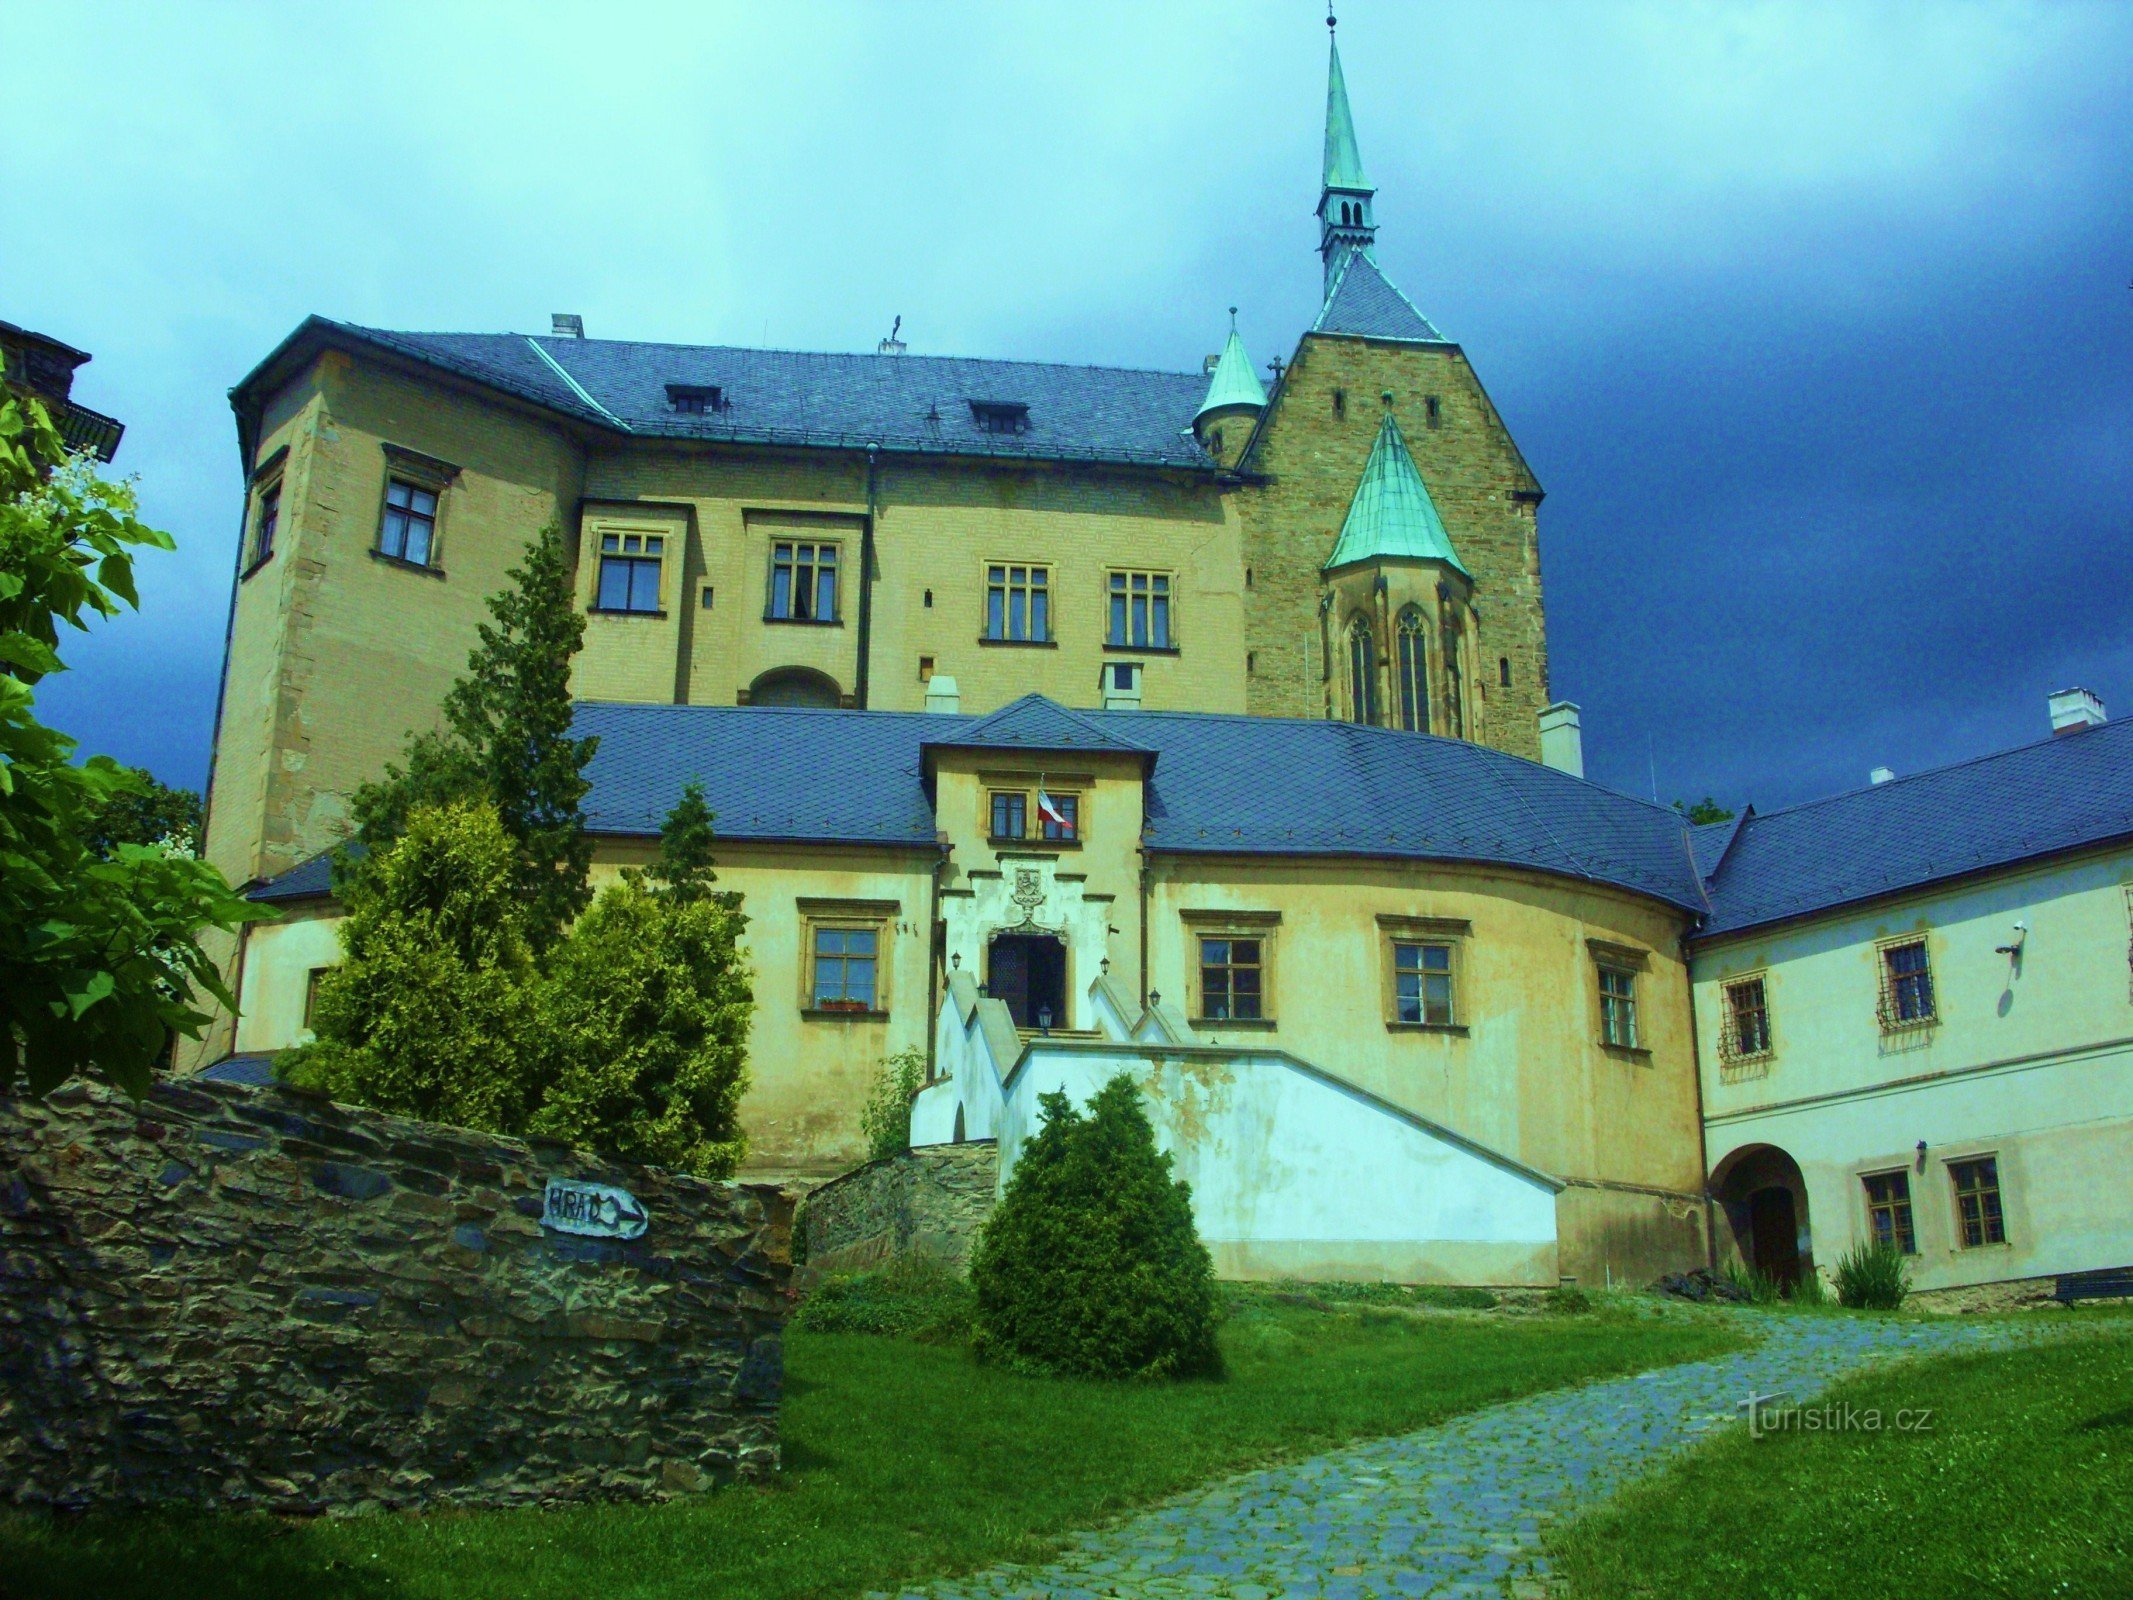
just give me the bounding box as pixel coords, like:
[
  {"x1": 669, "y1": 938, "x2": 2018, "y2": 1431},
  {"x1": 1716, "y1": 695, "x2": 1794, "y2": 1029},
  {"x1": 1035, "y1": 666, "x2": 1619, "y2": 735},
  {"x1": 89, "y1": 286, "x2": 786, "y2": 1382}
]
[
  {"x1": 0, "y1": 1078, "x2": 791, "y2": 1513},
  {"x1": 800, "y1": 1140, "x2": 1000, "y2": 1276}
]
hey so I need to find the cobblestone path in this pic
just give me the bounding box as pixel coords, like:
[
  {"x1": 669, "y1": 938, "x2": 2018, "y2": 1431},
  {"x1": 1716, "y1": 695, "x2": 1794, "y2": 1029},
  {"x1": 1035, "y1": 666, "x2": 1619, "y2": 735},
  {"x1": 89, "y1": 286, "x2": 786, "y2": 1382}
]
[{"x1": 885, "y1": 1312, "x2": 2049, "y2": 1600}]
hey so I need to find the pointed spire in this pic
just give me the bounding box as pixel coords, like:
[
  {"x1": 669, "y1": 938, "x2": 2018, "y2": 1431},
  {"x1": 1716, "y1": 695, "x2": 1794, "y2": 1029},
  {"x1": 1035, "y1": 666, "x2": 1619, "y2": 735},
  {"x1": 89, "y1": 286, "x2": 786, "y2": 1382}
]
[
  {"x1": 1325, "y1": 394, "x2": 1468, "y2": 576},
  {"x1": 1196, "y1": 307, "x2": 1268, "y2": 422},
  {"x1": 1323, "y1": 16, "x2": 1369, "y2": 193}
]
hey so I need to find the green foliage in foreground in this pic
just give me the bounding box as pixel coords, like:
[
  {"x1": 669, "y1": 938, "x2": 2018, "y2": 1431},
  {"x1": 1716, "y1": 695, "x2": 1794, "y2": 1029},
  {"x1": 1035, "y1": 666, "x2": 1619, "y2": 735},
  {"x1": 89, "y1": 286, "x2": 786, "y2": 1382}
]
[
  {"x1": 1832, "y1": 1239, "x2": 1910, "y2": 1309},
  {"x1": 791, "y1": 1255, "x2": 976, "y2": 1342},
  {"x1": 857, "y1": 1047, "x2": 926, "y2": 1162},
  {"x1": 0, "y1": 1297, "x2": 1745, "y2": 1600},
  {"x1": 1, "y1": 369, "x2": 263, "y2": 1097},
  {"x1": 84, "y1": 766, "x2": 203, "y2": 857},
  {"x1": 1548, "y1": 1323, "x2": 2133, "y2": 1599},
  {"x1": 972, "y1": 1077, "x2": 1219, "y2": 1378}
]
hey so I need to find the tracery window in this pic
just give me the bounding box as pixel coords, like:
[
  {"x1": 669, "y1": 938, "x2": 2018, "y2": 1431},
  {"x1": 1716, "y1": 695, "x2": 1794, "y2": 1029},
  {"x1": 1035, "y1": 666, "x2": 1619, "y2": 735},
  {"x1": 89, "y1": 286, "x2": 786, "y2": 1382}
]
[
  {"x1": 1346, "y1": 617, "x2": 1378, "y2": 726},
  {"x1": 1396, "y1": 607, "x2": 1428, "y2": 732},
  {"x1": 1443, "y1": 624, "x2": 1466, "y2": 738}
]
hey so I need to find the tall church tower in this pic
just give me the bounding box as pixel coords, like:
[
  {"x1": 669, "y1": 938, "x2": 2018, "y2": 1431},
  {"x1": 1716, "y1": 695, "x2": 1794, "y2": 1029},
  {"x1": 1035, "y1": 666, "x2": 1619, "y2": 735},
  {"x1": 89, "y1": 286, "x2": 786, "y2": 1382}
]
[{"x1": 1231, "y1": 16, "x2": 1552, "y2": 761}]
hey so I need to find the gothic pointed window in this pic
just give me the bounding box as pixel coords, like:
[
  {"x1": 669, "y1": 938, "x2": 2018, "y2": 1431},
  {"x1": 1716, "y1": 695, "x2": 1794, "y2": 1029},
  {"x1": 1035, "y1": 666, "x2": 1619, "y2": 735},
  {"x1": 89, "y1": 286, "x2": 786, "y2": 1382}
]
[
  {"x1": 1347, "y1": 617, "x2": 1378, "y2": 726},
  {"x1": 1442, "y1": 624, "x2": 1465, "y2": 738},
  {"x1": 1396, "y1": 608, "x2": 1428, "y2": 733}
]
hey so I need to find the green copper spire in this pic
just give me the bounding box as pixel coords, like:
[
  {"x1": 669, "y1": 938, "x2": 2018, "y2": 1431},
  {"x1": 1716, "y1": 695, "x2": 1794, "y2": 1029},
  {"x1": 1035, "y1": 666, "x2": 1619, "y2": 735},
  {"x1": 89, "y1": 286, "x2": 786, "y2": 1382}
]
[
  {"x1": 1195, "y1": 308, "x2": 1268, "y2": 421},
  {"x1": 1325, "y1": 395, "x2": 1468, "y2": 576},
  {"x1": 1323, "y1": 30, "x2": 1369, "y2": 193}
]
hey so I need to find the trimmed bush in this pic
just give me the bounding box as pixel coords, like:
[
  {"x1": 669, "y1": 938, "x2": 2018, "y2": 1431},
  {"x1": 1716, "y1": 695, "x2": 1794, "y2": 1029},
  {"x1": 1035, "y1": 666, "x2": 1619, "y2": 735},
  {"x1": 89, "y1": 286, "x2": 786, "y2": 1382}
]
[
  {"x1": 970, "y1": 1076, "x2": 1220, "y2": 1379},
  {"x1": 1834, "y1": 1239, "x2": 1911, "y2": 1310}
]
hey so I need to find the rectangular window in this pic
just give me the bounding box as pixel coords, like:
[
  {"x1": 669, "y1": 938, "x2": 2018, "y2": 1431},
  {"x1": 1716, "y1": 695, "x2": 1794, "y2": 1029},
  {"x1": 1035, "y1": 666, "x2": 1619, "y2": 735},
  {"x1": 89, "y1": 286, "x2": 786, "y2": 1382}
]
[
  {"x1": 252, "y1": 482, "x2": 280, "y2": 565},
  {"x1": 1949, "y1": 1157, "x2": 2007, "y2": 1248},
  {"x1": 769, "y1": 541, "x2": 838, "y2": 622},
  {"x1": 1724, "y1": 976, "x2": 1772, "y2": 1059},
  {"x1": 1879, "y1": 938, "x2": 1936, "y2": 1029},
  {"x1": 1599, "y1": 966, "x2": 1639, "y2": 1049},
  {"x1": 595, "y1": 531, "x2": 664, "y2": 613},
  {"x1": 1862, "y1": 1170, "x2": 1916, "y2": 1254},
  {"x1": 989, "y1": 791, "x2": 1027, "y2": 841},
  {"x1": 303, "y1": 966, "x2": 329, "y2": 1031},
  {"x1": 379, "y1": 478, "x2": 438, "y2": 566},
  {"x1": 985, "y1": 565, "x2": 1050, "y2": 642},
  {"x1": 1393, "y1": 941, "x2": 1455, "y2": 1026},
  {"x1": 1107, "y1": 570, "x2": 1173, "y2": 648},
  {"x1": 810, "y1": 926, "x2": 878, "y2": 1013},
  {"x1": 1199, "y1": 936, "x2": 1264, "y2": 1022},
  {"x1": 1038, "y1": 790, "x2": 1078, "y2": 842}
]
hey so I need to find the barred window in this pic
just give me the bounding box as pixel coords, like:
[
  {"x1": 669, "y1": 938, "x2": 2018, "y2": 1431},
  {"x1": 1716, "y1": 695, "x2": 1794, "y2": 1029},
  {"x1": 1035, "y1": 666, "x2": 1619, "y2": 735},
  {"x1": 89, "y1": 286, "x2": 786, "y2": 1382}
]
[
  {"x1": 1950, "y1": 1157, "x2": 2006, "y2": 1248},
  {"x1": 1199, "y1": 936, "x2": 1263, "y2": 1022},
  {"x1": 1724, "y1": 976, "x2": 1772, "y2": 1060},
  {"x1": 1862, "y1": 1170, "x2": 1916, "y2": 1254},
  {"x1": 769, "y1": 541, "x2": 838, "y2": 622},
  {"x1": 1393, "y1": 941, "x2": 1454, "y2": 1025},
  {"x1": 379, "y1": 479, "x2": 437, "y2": 566},
  {"x1": 1108, "y1": 570, "x2": 1171, "y2": 648},
  {"x1": 1599, "y1": 966, "x2": 1639, "y2": 1049},
  {"x1": 1878, "y1": 938, "x2": 1936, "y2": 1029},
  {"x1": 986, "y1": 565, "x2": 1050, "y2": 642}
]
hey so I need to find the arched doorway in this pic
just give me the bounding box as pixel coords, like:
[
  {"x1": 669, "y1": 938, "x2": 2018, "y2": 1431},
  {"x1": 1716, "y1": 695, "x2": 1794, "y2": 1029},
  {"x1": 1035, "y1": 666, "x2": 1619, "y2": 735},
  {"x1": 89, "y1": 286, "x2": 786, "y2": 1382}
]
[
  {"x1": 1711, "y1": 1143, "x2": 1813, "y2": 1286},
  {"x1": 748, "y1": 667, "x2": 841, "y2": 708},
  {"x1": 987, "y1": 931, "x2": 1066, "y2": 1030}
]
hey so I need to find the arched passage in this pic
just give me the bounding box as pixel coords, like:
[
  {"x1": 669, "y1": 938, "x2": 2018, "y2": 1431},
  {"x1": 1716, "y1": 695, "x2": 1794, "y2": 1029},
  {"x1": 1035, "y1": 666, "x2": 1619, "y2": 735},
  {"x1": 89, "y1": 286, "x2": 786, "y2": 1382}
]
[
  {"x1": 1711, "y1": 1143, "x2": 1813, "y2": 1286},
  {"x1": 748, "y1": 667, "x2": 841, "y2": 709}
]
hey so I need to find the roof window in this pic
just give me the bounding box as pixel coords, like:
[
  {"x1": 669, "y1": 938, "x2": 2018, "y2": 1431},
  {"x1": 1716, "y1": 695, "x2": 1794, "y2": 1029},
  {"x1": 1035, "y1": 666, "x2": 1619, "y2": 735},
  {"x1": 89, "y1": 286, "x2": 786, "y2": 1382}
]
[
  {"x1": 969, "y1": 401, "x2": 1030, "y2": 436},
  {"x1": 667, "y1": 384, "x2": 726, "y2": 414}
]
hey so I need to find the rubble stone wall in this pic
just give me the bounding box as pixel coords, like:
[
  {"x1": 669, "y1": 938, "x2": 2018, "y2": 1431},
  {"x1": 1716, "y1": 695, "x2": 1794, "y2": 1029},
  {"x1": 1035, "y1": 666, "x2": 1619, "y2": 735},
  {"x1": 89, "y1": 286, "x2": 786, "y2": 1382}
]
[
  {"x1": 800, "y1": 1140, "x2": 999, "y2": 1276},
  {"x1": 0, "y1": 1078, "x2": 791, "y2": 1513}
]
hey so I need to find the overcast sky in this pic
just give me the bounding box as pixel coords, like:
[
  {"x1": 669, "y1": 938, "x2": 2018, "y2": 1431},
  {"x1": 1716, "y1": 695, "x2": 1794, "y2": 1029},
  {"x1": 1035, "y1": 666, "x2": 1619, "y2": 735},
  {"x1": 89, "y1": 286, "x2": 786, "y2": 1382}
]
[{"x1": 5, "y1": 1, "x2": 2129, "y2": 814}]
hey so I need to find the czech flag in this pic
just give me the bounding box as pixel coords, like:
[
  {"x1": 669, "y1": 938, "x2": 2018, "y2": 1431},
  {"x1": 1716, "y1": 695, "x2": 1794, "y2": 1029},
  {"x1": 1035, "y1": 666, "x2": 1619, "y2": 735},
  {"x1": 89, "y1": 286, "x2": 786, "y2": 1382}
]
[{"x1": 1037, "y1": 789, "x2": 1072, "y2": 833}]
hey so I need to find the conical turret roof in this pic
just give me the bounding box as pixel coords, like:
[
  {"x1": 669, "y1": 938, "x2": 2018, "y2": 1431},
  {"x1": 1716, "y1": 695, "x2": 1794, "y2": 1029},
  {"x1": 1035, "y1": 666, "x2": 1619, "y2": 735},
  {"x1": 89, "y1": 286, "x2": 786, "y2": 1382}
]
[
  {"x1": 1325, "y1": 400, "x2": 1467, "y2": 576},
  {"x1": 1324, "y1": 36, "x2": 1370, "y2": 193},
  {"x1": 1195, "y1": 309, "x2": 1267, "y2": 422}
]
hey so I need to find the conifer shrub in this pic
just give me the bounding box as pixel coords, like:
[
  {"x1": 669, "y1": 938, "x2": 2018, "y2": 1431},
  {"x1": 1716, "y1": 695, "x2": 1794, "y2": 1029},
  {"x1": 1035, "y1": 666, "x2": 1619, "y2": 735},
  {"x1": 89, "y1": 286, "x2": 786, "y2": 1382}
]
[
  {"x1": 969, "y1": 1076, "x2": 1220, "y2": 1379},
  {"x1": 1833, "y1": 1239, "x2": 1911, "y2": 1310}
]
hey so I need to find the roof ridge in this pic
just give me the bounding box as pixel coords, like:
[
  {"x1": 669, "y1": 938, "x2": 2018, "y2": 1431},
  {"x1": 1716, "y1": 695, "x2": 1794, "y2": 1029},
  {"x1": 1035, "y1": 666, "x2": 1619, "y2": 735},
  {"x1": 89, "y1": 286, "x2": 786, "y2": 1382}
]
[
  {"x1": 493, "y1": 329, "x2": 1207, "y2": 384},
  {"x1": 1741, "y1": 715, "x2": 2133, "y2": 824}
]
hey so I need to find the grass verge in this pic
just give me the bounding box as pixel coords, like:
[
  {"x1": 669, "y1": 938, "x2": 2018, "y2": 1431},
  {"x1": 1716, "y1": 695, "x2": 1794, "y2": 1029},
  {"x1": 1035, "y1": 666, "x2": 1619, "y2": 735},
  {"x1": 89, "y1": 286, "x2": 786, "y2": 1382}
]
[
  {"x1": 1546, "y1": 1318, "x2": 2133, "y2": 1599},
  {"x1": 3, "y1": 1288, "x2": 1740, "y2": 1600}
]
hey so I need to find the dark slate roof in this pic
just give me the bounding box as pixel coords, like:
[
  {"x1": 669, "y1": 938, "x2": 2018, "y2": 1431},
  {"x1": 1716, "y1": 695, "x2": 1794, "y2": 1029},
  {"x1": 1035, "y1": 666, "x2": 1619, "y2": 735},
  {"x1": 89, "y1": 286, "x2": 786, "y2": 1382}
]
[
  {"x1": 200, "y1": 1054, "x2": 278, "y2": 1085},
  {"x1": 1314, "y1": 252, "x2": 1449, "y2": 344},
  {"x1": 1695, "y1": 717, "x2": 2133, "y2": 937},
  {"x1": 251, "y1": 318, "x2": 1219, "y2": 471},
  {"x1": 933, "y1": 694, "x2": 1154, "y2": 759},
  {"x1": 575, "y1": 698, "x2": 1705, "y2": 910},
  {"x1": 247, "y1": 848, "x2": 351, "y2": 902}
]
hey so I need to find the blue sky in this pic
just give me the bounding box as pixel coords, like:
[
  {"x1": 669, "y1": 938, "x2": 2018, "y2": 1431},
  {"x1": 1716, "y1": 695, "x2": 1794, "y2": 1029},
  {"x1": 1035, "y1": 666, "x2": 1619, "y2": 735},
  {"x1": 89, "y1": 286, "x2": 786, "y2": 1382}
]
[{"x1": 5, "y1": 1, "x2": 2129, "y2": 812}]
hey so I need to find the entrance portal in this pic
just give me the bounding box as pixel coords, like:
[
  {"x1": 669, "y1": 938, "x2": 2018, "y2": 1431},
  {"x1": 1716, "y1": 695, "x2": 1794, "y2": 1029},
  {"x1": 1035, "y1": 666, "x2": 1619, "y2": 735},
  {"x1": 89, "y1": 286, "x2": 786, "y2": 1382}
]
[
  {"x1": 1711, "y1": 1143, "x2": 1813, "y2": 1288},
  {"x1": 1747, "y1": 1186, "x2": 1801, "y2": 1284},
  {"x1": 989, "y1": 933, "x2": 1067, "y2": 1030}
]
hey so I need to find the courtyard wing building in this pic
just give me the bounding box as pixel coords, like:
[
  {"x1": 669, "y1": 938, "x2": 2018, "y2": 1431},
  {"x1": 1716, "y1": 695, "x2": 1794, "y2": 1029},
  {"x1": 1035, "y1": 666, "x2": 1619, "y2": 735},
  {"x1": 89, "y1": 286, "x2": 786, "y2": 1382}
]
[{"x1": 196, "y1": 29, "x2": 2133, "y2": 1297}]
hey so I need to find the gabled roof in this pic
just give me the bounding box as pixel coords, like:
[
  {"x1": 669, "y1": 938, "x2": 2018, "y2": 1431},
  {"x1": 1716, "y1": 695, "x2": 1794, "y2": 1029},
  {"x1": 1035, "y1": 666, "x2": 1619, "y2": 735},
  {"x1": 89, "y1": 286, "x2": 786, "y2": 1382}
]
[
  {"x1": 232, "y1": 317, "x2": 1220, "y2": 473},
  {"x1": 1313, "y1": 252, "x2": 1449, "y2": 345},
  {"x1": 1694, "y1": 716, "x2": 2133, "y2": 938},
  {"x1": 932, "y1": 693, "x2": 1155, "y2": 760},
  {"x1": 1195, "y1": 314, "x2": 1267, "y2": 421},
  {"x1": 1322, "y1": 36, "x2": 1371, "y2": 193},
  {"x1": 1324, "y1": 405, "x2": 1468, "y2": 576}
]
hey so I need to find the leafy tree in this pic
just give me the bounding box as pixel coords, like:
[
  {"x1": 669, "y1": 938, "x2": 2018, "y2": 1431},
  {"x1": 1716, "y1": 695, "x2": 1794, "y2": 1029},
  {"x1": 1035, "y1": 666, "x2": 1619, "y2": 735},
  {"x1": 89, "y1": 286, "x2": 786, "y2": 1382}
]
[
  {"x1": 971, "y1": 1076, "x2": 1220, "y2": 1379},
  {"x1": 531, "y1": 869, "x2": 754, "y2": 1175},
  {"x1": 1, "y1": 366, "x2": 262, "y2": 1098},
  {"x1": 281, "y1": 801, "x2": 540, "y2": 1133},
  {"x1": 85, "y1": 767, "x2": 202, "y2": 856},
  {"x1": 1673, "y1": 796, "x2": 1736, "y2": 826},
  {"x1": 346, "y1": 525, "x2": 594, "y2": 948},
  {"x1": 859, "y1": 1047, "x2": 926, "y2": 1161}
]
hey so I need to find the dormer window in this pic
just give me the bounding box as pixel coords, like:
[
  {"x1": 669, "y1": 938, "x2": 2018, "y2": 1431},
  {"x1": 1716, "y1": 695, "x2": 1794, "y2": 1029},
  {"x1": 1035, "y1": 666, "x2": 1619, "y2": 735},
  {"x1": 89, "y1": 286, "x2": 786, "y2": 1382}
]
[
  {"x1": 969, "y1": 401, "x2": 1029, "y2": 436},
  {"x1": 667, "y1": 384, "x2": 725, "y2": 414}
]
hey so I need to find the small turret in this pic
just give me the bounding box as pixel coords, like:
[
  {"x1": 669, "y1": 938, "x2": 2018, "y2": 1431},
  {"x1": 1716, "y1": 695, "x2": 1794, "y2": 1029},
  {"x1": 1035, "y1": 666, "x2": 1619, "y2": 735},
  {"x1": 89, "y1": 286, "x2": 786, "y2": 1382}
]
[{"x1": 1193, "y1": 307, "x2": 1266, "y2": 467}]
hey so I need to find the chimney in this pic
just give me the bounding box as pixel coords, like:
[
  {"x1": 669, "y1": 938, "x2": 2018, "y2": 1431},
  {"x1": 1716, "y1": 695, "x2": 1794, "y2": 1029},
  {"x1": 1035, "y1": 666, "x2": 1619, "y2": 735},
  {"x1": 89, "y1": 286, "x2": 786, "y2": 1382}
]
[
  {"x1": 1202, "y1": 353, "x2": 1222, "y2": 376},
  {"x1": 1101, "y1": 661, "x2": 1143, "y2": 711},
  {"x1": 1870, "y1": 767, "x2": 1896, "y2": 786},
  {"x1": 2048, "y1": 686, "x2": 2106, "y2": 736},
  {"x1": 924, "y1": 674, "x2": 961, "y2": 715},
  {"x1": 551, "y1": 313, "x2": 584, "y2": 339},
  {"x1": 1538, "y1": 702, "x2": 1583, "y2": 779}
]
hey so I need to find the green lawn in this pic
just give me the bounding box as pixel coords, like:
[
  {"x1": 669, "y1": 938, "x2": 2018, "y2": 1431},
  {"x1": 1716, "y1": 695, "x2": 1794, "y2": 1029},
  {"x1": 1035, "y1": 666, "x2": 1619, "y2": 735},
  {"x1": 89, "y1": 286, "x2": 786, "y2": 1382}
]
[
  {"x1": 1547, "y1": 1318, "x2": 2133, "y2": 1600},
  {"x1": 1, "y1": 1294, "x2": 1740, "y2": 1600}
]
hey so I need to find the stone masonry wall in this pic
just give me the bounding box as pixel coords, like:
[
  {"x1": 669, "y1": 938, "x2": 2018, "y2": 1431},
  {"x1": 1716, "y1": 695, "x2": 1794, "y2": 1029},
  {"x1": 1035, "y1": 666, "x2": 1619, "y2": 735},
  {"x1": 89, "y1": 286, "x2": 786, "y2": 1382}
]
[
  {"x1": 0, "y1": 1078, "x2": 791, "y2": 1513},
  {"x1": 800, "y1": 1140, "x2": 1000, "y2": 1276}
]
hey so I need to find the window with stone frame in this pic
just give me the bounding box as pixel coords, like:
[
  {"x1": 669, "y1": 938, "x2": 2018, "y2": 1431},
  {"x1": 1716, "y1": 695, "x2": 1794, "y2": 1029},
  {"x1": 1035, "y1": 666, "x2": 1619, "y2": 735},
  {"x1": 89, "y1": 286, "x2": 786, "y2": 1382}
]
[
  {"x1": 1949, "y1": 1156, "x2": 2007, "y2": 1248},
  {"x1": 1347, "y1": 617, "x2": 1378, "y2": 725},
  {"x1": 1198, "y1": 935, "x2": 1264, "y2": 1022},
  {"x1": 1719, "y1": 974, "x2": 1774, "y2": 1075},
  {"x1": 985, "y1": 564, "x2": 1050, "y2": 642},
  {"x1": 1395, "y1": 608, "x2": 1428, "y2": 733},
  {"x1": 1599, "y1": 965, "x2": 1639, "y2": 1048},
  {"x1": 1862, "y1": 1169, "x2": 1916, "y2": 1254},
  {"x1": 595, "y1": 531, "x2": 664, "y2": 614},
  {"x1": 1876, "y1": 937, "x2": 1937, "y2": 1031},
  {"x1": 1393, "y1": 941, "x2": 1455, "y2": 1025},
  {"x1": 800, "y1": 900, "x2": 896, "y2": 1018},
  {"x1": 768, "y1": 540, "x2": 838, "y2": 623},
  {"x1": 378, "y1": 478, "x2": 439, "y2": 566},
  {"x1": 1107, "y1": 569, "x2": 1172, "y2": 649},
  {"x1": 250, "y1": 478, "x2": 281, "y2": 568}
]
